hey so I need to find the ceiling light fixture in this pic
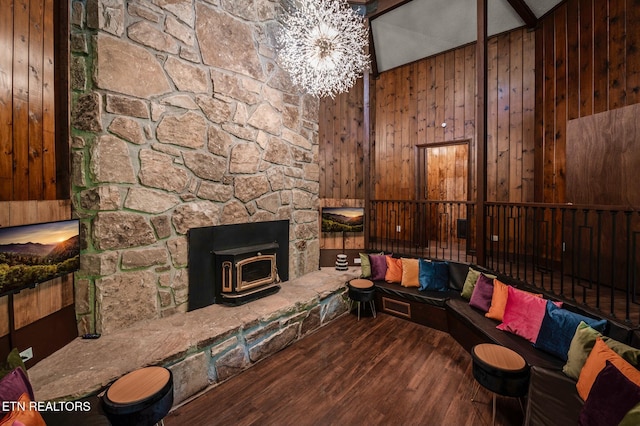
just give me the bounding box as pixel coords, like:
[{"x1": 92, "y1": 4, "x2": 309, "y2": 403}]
[{"x1": 277, "y1": 0, "x2": 370, "y2": 98}]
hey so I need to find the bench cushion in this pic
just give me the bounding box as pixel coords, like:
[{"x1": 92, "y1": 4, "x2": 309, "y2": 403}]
[{"x1": 446, "y1": 297, "x2": 565, "y2": 370}]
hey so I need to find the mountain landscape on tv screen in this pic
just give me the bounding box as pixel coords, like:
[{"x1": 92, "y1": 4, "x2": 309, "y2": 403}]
[
  {"x1": 321, "y1": 209, "x2": 364, "y2": 232},
  {"x1": 0, "y1": 235, "x2": 80, "y2": 296}
]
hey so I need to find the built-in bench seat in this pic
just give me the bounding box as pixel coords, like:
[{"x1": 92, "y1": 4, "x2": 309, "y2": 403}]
[{"x1": 368, "y1": 257, "x2": 640, "y2": 425}]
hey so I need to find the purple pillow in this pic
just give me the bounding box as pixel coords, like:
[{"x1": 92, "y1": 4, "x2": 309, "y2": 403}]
[
  {"x1": 369, "y1": 254, "x2": 388, "y2": 281},
  {"x1": 468, "y1": 273, "x2": 494, "y2": 312},
  {"x1": 579, "y1": 361, "x2": 640, "y2": 426},
  {"x1": 0, "y1": 368, "x2": 34, "y2": 415}
]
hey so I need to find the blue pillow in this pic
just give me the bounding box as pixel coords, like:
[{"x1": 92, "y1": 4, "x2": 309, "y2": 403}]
[
  {"x1": 418, "y1": 259, "x2": 449, "y2": 291},
  {"x1": 534, "y1": 300, "x2": 608, "y2": 360}
]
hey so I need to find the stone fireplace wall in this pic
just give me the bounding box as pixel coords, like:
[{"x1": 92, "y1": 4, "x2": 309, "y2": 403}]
[{"x1": 70, "y1": 0, "x2": 320, "y2": 335}]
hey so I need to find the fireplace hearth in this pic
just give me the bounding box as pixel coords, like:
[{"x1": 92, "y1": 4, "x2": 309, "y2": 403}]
[{"x1": 188, "y1": 220, "x2": 289, "y2": 310}]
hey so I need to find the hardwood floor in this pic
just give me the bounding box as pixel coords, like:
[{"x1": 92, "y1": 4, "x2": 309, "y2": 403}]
[{"x1": 165, "y1": 313, "x2": 522, "y2": 426}]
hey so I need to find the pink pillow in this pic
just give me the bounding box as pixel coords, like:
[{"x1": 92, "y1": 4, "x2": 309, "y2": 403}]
[{"x1": 496, "y1": 286, "x2": 559, "y2": 343}]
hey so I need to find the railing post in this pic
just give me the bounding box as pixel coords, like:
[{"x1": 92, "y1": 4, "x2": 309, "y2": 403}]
[{"x1": 475, "y1": 0, "x2": 488, "y2": 267}]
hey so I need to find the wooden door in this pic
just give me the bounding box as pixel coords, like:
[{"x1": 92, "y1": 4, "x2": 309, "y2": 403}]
[{"x1": 416, "y1": 142, "x2": 469, "y2": 250}]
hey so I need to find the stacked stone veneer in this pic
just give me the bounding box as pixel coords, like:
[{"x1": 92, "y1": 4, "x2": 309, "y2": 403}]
[{"x1": 70, "y1": 0, "x2": 321, "y2": 335}]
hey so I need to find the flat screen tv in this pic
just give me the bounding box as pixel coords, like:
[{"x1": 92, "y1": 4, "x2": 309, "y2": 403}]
[
  {"x1": 321, "y1": 207, "x2": 364, "y2": 233},
  {"x1": 0, "y1": 219, "x2": 80, "y2": 298}
]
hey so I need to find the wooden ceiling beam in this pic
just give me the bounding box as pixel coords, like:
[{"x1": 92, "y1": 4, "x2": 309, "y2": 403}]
[{"x1": 506, "y1": 0, "x2": 538, "y2": 28}]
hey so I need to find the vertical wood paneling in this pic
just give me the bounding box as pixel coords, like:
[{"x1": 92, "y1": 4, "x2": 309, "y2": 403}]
[
  {"x1": 536, "y1": 0, "x2": 640, "y2": 203},
  {"x1": 509, "y1": 30, "x2": 523, "y2": 203},
  {"x1": 366, "y1": 28, "x2": 534, "y2": 203},
  {"x1": 496, "y1": 34, "x2": 510, "y2": 202},
  {"x1": 554, "y1": 5, "x2": 568, "y2": 204},
  {"x1": 522, "y1": 30, "x2": 535, "y2": 201},
  {"x1": 608, "y1": 0, "x2": 626, "y2": 109},
  {"x1": 42, "y1": 0, "x2": 56, "y2": 199},
  {"x1": 28, "y1": 0, "x2": 44, "y2": 199},
  {"x1": 486, "y1": 38, "x2": 498, "y2": 202},
  {"x1": 627, "y1": 0, "x2": 640, "y2": 105},
  {"x1": 318, "y1": 77, "x2": 365, "y2": 200},
  {"x1": 1, "y1": 0, "x2": 58, "y2": 201},
  {"x1": 0, "y1": 0, "x2": 13, "y2": 198},
  {"x1": 13, "y1": 0, "x2": 30, "y2": 200}
]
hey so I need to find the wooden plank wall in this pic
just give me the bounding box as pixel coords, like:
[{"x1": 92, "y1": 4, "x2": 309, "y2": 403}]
[
  {"x1": 318, "y1": 77, "x2": 366, "y2": 200},
  {"x1": 566, "y1": 104, "x2": 640, "y2": 206},
  {"x1": 318, "y1": 76, "x2": 366, "y2": 253},
  {"x1": 372, "y1": 28, "x2": 535, "y2": 203},
  {"x1": 536, "y1": 0, "x2": 640, "y2": 203},
  {"x1": 0, "y1": 0, "x2": 58, "y2": 201}
]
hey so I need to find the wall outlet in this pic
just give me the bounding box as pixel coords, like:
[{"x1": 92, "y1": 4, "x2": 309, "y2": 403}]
[
  {"x1": 396, "y1": 225, "x2": 401, "y2": 232},
  {"x1": 354, "y1": 257, "x2": 361, "y2": 264},
  {"x1": 491, "y1": 235, "x2": 499, "y2": 242},
  {"x1": 19, "y1": 347, "x2": 33, "y2": 362}
]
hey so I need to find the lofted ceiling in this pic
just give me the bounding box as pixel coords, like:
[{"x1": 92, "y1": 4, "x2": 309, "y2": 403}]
[{"x1": 351, "y1": 0, "x2": 564, "y2": 73}]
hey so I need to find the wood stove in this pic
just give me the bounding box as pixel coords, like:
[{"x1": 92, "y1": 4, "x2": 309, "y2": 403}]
[
  {"x1": 214, "y1": 242, "x2": 281, "y2": 304},
  {"x1": 188, "y1": 220, "x2": 289, "y2": 310}
]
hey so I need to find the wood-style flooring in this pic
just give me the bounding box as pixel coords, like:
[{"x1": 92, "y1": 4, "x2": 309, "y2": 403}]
[{"x1": 165, "y1": 313, "x2": 522, "y2": 426}]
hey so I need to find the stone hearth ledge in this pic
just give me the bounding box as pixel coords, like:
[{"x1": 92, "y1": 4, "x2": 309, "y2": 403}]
[{"x1": 28, "y1": 267, "x2": 360, "y2": 404}]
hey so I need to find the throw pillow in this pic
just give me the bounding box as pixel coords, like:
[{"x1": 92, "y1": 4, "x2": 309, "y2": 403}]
[
  {"x1": 619, "y1": 403, "x2": 640, "y2": 426},
  {"x1": 418, "y1": 259, "x2": 449, "y2": 291},
  {"x1": 485, "y1": 279, "x2": 510, "y2": 321},
  {"x1": 496, "y1": 286, "x2": 549, "y2": 343},
  {"x1": 400, "y1": 258, "x2": 420, "y2": 288},
  {"x1": 0, "y1": 348, "x2": 27, "y2": 379},
  {"x1": 535, "y1": 302, "x2": 607, "y2": 361},
  {"x1": 0, "y1": 392, "x2": 46, "y2": 426},
  {"x1": 605, "y1": 338, "x2": 640, "y2": 367},
  {"x1": 576, "y1": 338, "x2": 640, "y2": 401},
  {"x1": 384, "y1": 255, "x2": 403, "y2": 283},
  {"x1": 578, "y1": 361, "x2": 640, "y2": 426},
  {"x1": 0, "y1": 368, "x2": 35, "y2": 416},
  {"x1": 460, "y1": 268, "x2": 495, "y2": 300},
  {"x1": 359, "y1": 253, "x2": 372, "y2": 278},
  {"x1": 564, "y1": 322, "x2": 604, "y2": 380},
  {"x1": 369, "y1": 254, "x2": 388, "y2": 281},
  {"x1": 468, "y1": 273, "x2": 495, "y2": 312},
  {"x1": 563, "y1": 322, "x2": 640, "y2": 380}
]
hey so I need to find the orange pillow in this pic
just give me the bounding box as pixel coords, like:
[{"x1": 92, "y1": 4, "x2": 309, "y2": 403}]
[
  {"x1": 0, "y1": 393, "x2": 46, "y2": 426},
  {"x1": 384, "y1": 255, "x2": 403, "y2": 283},
  {"x1": 485, "y1": 279, "x2": 509, "y2": 321},
  {"x1": 576, "y1": 337, "x2": 640, "y2": 400},
  {"x1": 400, "y1": 258, "x2": 419, "y2": 287}
]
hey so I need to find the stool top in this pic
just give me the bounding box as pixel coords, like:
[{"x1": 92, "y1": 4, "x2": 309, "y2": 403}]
[
  {"x1": 349, "y1": 279, "x2": 374, "y2": 289},
  {"x1": 107, "y1": 366, "x2": 171, "y2": 405},
  {"x1": 472, "y1": 343, "x2": 526, "y2": 372}
]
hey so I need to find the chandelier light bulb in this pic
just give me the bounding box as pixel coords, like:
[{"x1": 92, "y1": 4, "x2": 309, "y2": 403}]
[{"x1": 277, "y1": 0, "x2": 370, "y2": 98}]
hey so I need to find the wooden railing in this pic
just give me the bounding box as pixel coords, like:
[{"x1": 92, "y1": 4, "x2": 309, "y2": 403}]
[{"x1": 367, "y1": 200, "x2": 640, "y2": 325}]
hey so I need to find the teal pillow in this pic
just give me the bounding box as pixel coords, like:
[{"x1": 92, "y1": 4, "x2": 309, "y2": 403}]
[
  {"x1": 359, "y1": 253, "x2": 371, "y2": 278},
  {"x1": 418, "y1": 259, "x2": 449, "y2": 291}
]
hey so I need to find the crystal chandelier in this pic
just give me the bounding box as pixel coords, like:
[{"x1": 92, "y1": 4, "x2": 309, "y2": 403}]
[{"x1": 277, "y1": 0, "x2": 370, "y2": 98}]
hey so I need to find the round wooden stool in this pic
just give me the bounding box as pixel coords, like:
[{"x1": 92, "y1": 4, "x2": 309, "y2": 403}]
[
  {"x1": 471, "y1": 344, "x2": 530, "y2": 425},
  {"x1": 347, "y1": 279, "x2": 376, "y2": 321},
  {"x1": 102, "y1": 366, "x2": 173, "y2": 426}
]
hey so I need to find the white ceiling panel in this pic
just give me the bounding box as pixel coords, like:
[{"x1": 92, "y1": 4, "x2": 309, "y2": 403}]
[{"x1": 370, "y1": 0, "x2": 562, "y2": 73}]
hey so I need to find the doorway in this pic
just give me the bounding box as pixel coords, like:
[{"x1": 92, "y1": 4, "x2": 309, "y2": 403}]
[{"x1": 415, "y1": 141, "x2": 470, "y2": 251}]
